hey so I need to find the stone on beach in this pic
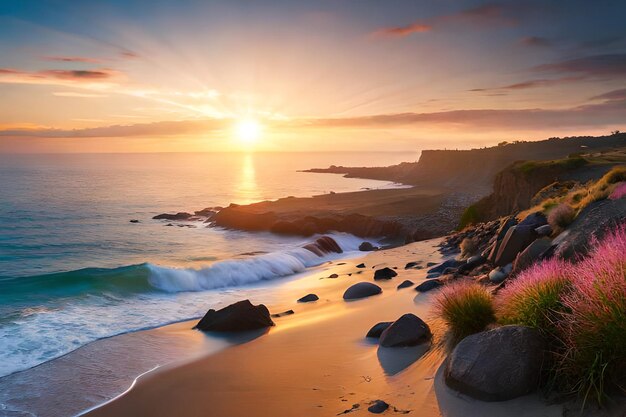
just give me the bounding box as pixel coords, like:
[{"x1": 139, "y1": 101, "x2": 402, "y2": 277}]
[
  {"x1": 512, "y1": 238, "x2": 553, "y2": 274},
  {"x1": 445, "y1": 325, "x2": 544, "y2": 401},
  {"x1": 270, "y1": 310, "x2": 294, "y2": 318},
  {"x1": 379, "y1": 313, "x2": 431, "y2": 347},
  {"x1": 343, "y1": 282, "x2": 382, "y2": 300},
  {"x1": 366, "y1": 322, "x2": 393, "y2": 338},
  {"x1": 397, "y1": 280, "x2": 414, "y2": 289},
  {"x1": 194, "y1": 300, "x2": 274, "y2": 332},
  {"x1": 356, "y1": 263, "x2": 366, "y2": 268},
  {"x1": 415, "y1": 279, "x2": 442, "y2": 292},
  {"x1": 303, "y1": 236, "x2": 343, "y2": 256},
  {"x1": 297, "y1": 294, "x2": 319, "y2": 303},
  {"x1": 367, "y1": 400, "x2": 389, "y2": 414},
  {"x1": 488, "y1": 264, "x2": 512, "y2": 283},
  {"x1": 373, "y1": 267, "x2": 397, "y2": 280}
]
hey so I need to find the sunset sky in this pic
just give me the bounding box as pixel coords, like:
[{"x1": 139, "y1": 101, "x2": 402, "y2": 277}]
[{"x1": 1, "y1": 0, "x2": 625, "y2": 153}]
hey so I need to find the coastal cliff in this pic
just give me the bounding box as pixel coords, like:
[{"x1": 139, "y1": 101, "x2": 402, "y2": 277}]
[{"x1": 305, "y1": 133, "x2": 626, "y2": 188}]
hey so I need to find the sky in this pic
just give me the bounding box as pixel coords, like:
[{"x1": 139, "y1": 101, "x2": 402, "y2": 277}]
[{"x1": 0, "y1": 0, "x2": 625, "y2": 153}]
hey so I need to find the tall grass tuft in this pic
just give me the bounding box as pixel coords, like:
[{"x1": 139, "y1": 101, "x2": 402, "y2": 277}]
[
  {"x1": 558, "y1": 224, "x2": 626, "y2": 405},
  {"x1": 496, "y1": 258, "x2": 572, "y2": 337},
  {"x1": 548, "y1": 203, "x2": 576, "y2": 233},
  {"x1": 434, "y1": 281, "x2": 495, "y2": 340}
]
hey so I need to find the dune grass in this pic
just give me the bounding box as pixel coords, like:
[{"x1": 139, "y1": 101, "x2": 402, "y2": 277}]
[
  {"x1": 557, "y1": 225, "x2": 626, "y2": 405},
  {"x1": 496, "y1": 258, "x2": 572, "y2": 337},
  {"x1": 434, "y1": 281, "x2": 495, "y2": 340},
  {"x1": 547, "y1": 203, "x2": 576, "y2": 233}
]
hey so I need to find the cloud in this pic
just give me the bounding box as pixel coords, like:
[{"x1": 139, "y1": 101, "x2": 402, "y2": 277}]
[
  {"x1": 519, "y1": 36, "x2": 551, "y2": 47},
  {"x1": 373, "y1": 23, "x2": 432, "y2": 38},
  {"x1": 52, "y1": 91, "x2": 109, "y2": 98},
  {"x1": 534, "y1": 54, "x2": 626, "y2": 77},
  {"x1": 0, "y1": 119, "x2": 227, "y2": 138},
  {"x1": 590, "y1": 88, "x2": 626, "y2": 101},
  {"x1": 42, "y1": 56, "x2": 103, "y2": 64},
  {"x1": 0, "y1": 67, "x2": 120, "y2": 87},
  {"x1": 470, "y1": 75, "x2": 584, "y2": 92},
  {"x1": 372, "y1": 2, "x2": 515, "y2": 38}
]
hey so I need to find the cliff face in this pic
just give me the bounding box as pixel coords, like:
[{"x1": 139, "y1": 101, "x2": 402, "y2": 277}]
[{"x1": 306, "y1": 133, "x2": 626, "y2": 189}]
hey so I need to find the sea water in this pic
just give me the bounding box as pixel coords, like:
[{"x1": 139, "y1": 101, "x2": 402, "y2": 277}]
[{"x1": 0, "y1": 151, "x2": 417, "y2": 377}]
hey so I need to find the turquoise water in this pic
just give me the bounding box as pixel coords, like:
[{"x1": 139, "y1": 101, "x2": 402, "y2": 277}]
[{"x1": 0, "y1": 152, "x2": 416, "y2": 376}]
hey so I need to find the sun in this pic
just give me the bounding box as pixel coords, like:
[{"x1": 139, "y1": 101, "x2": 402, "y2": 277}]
[{"x1": 235, "y1": 118, "x2": 261, "y2": 145}]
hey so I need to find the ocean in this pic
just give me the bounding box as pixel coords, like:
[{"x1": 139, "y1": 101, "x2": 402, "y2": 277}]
[{"x1": 0, "y1": 151, "x2": 417, "y2": 377}]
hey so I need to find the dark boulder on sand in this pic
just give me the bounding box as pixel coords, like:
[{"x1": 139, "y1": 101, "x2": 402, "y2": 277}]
[
  {"x1": 343, "y1": 282, "x2": 382, "y2": 300},
  {"x1": 445, "y1": 325, "x2": 544, "y2": 401},
  {"x1": 297, "y1": 293, "x2": 319, "y2": 303},
  {"x1": 373, "y1": 267, "x2": 397, "y2": 280},
  {"x1": 397, "y1": 280, "x2": 414, "y2": 289},
  {"x1": 415, "y1": 279, "x2": 442, "y2": 292},
  {"x1": 153, "y1": 212, "x2": 193, "y2": 221},
  {"x1": 368, "y1": 400, "x2": 389, "y2": 414},
  {"x1": 359, "y1": 242, "x2": 376, "y2": 251},
  {"x1": 271, "y1": 310, "x2": 294, "y2": 318},
  {"x1": 356, "y1": 263, "x2": 366, "y2": 268},
  {"x1": 194, "y1": 300, "x2": 274, "y2": 332},
  {"x1": 379, "y1": 313, "x2": 431, "y2": 347},
  {"x1": 366, "y1": 322, "x2": 393, "y2": 338},
  {"x1": 404, "y1": 261, "x2": 421, "y2": 269}
]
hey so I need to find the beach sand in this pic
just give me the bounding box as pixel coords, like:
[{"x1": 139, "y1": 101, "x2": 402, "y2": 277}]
[{"x1": 82, "y1": 239, "x2": 563, "y2": 417}]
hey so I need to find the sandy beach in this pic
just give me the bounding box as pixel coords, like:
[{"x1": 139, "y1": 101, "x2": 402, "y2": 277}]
[{"x1": 80, "y1": 239, "x2": 562, "y2": 417}]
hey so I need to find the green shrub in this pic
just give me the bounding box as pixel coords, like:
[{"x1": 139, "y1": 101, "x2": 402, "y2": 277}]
[
  {"x1": 434, "y1": 281, "x2": 495, "y2": 340},
  {"x1": 458, "y1": 204, "x2": 480, "y2": 229}
]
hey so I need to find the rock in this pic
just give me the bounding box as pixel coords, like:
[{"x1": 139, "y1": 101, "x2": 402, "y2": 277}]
[
  {"x1": 194, "y1": 300, "x2": 274, "y2": 332},
  {"x1": 487, "y1": 217, "x2": 518, "y2": 263},
  {"x1": 512, "y1": 238, "x2": 553, "y2": 274},
  {"x1": 415, "y1": 279, "x2": 442, "y2": 292},
  {"x1": 426, "y1": 262, "x2": 437, "y2": 267},
  {"x1": 445, "y1": 325, "x2": 544, "y2": 401},
  {"x1": 535, "y1": 224, "x2": 552, "y2": 237},
  {"x1": 458, "y1": 255, "x2": 486, "y2": 273},
  {"x1": 397, "y1": 280, "x2": 414, "y2": 289},
  {"x1": 329, "y1": 273, "x2": 339, "y2": 278},
  {"x1": 356, "y1": 263, "x2": 366, "y2": 268},
  {"x1": 359, "y1": 242, "x2": 376, "y2": 251},
  {"x1": 488, "y1": 264, "x2": 512, "y2": 283},
  {"x1": 379, "y1": 313, "x2": 431, "y2": 347},
  {"x1": 518, "y1": 211, "x2": 548, "y2": 229},
  {"x1": 129, "y1": 219, "x2": 140, "y2": 223},
  {"x1": 493, "y1": 225, "x2": 537, "y2": 267},
  {"x1": 554, "y1": 198, "x2": 626, "y2": 260},
  {"x1": 404, "y1": 261, "x2": 420, "y2": 269},
  {"x1": 271, "y1": 310, "x2": 294, "y2": 318},
  {"x1": 427, "y1": 259, "x2": 462, "y2": 274},
  {"x1": 153, "y1": 212, "x2": 193, "y2": 221},
  {"x1": 297, "y1": 293, "x2": 319, "y2": 303},
  {"x1": 442, "y1": 267, "x2": 457, "y2": 275},
  {"x1": 343, "y1": 282, "x2": 382, "y2": 300},
  {"x1": 426, "y1": 272, "x2": 441, "y2": 279},
  {"x1": 373, "y1": 267, "x2": 397, "y2": 280},
  {"x1": 366, "y1": 322, "x2": 393, "y2": 338},
  {"x1": 368, "y1": 400, "x2": 389, "y2": 414}
]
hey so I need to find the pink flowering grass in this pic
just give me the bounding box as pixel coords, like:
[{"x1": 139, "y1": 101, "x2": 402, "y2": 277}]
[
  {"x1": 496, "y1": 258, "x2": 572, "y2": 336},
  {"x1": 558, "y1": 224, "x2": 626, "y2": 404},
  {"x1": 434, "y1": 280, "x2": 495, "y2": 340},
  {"x1": 609, "y1": 182, "x2": 626, "y2": 200}
]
